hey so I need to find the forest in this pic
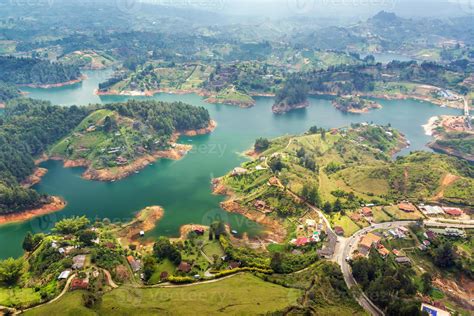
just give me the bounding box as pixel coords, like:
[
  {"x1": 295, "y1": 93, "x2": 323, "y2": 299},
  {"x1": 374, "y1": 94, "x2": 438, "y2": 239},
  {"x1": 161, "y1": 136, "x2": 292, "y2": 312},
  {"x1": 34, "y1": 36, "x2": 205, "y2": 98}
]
[
  {"x1": 0, "y1": 99, "x2": 91, "y2": 213},
  {"x1": 0, "y1": 81, "x2": 20, "y2": 103},
  {"x1": 0, "y1": 56, "x2": 81, "y2": 85}
]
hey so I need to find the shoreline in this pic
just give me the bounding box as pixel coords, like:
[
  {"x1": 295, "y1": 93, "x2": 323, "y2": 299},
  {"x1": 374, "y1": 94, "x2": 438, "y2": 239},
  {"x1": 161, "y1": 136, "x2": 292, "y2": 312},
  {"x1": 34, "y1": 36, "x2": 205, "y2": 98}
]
[
  {"x1": 19, "y1": 75, "x2": 87, "y2": 89},
  {"x1": 40, "y1": 120, "x2": 217, "y2": 182},
  {"x1": 116, "y1": 206, "x2": 164, "y2": 246},
  {"x1": 0, "y1": 196, "x2": 66, "y2": 226},
  {"x1": 21, "y1": 168, "x2": 48, "y2": 188},
  {"x1": 272, "y1": 100, "x2": 309, "y2": 114},
  {"x1": 332, "y1": 98, "x2": 383, "y2": 114},
  {"x1": 212, "y1": 178, "x2": 287, "y2": 244}
]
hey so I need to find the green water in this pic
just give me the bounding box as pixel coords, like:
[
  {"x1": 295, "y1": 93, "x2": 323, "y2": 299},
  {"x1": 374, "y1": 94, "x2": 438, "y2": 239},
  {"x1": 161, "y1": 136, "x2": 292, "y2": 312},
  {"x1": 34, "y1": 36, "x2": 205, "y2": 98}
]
[{"x1": 0, "y1": 70, "x2": 461, "y2": 259}]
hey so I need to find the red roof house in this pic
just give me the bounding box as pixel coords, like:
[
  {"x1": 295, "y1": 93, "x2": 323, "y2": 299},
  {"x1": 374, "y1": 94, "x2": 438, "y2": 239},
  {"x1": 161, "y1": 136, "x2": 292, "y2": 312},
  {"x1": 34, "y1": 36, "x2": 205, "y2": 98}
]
[
  {"x1": 361, "y1": 207, "x2": 373, "y2": 217},
  {"x1": 443, "y1": 207, "x2": 464, "y2": 216},
  {"x1": 334, "y1": 226, "x2": 345, "y2": 236}
]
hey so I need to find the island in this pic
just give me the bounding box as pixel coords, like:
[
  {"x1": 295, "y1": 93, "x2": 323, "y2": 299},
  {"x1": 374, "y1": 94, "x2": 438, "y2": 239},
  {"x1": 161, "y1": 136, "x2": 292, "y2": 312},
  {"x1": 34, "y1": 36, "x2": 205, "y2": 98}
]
[
  {"x1": 332, "y1": 96, "x2": 382, "y2": 113},
  {"x1": 48, "y1": 100, "x2": 216, "y2": 181},
  {"x1": 271, "y1": 78, "x2": 309, "y2": 113}
]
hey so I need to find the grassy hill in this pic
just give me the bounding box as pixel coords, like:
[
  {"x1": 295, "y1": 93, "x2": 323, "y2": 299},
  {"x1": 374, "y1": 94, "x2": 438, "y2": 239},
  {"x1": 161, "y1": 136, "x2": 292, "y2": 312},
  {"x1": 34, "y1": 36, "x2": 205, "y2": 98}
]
[
  {"x1": 48, "y1": 100, "x2": 211, "y2": 179},
  {"x1": 221, "y1": 124, "x2": 474, "y2": 228},
  {"x1": 24, "y1": 274, "x2": 301, "y2": 315}
]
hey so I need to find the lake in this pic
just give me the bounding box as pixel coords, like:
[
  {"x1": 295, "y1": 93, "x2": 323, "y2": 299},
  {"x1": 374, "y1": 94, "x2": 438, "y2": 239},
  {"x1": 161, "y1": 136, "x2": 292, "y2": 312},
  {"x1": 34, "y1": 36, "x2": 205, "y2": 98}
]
[{"x1": 0, "y1": 70, "x2": 461, "y2": 259}]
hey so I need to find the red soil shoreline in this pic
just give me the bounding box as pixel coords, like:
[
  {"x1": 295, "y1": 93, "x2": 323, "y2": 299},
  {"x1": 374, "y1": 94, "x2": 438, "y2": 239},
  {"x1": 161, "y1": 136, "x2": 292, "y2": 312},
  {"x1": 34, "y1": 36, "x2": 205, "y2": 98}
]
[{"x1": 0, "y1": 197, "x2": 66, "y2": 226}]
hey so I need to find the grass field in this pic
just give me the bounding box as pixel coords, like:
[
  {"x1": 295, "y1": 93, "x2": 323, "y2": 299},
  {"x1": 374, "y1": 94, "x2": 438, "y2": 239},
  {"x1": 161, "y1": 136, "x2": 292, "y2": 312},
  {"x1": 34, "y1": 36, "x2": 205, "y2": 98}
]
[
  {"x1": 148, "y1": 259, "x2": 176, "y2": 284},
  {"x1": 371, "y1": 206, "x2": 393, "y2": 223},
  {"x1": 98, "y1": 273, "x2": 300, "y2": 315},
  {"x1": 23, "y1": 291, "x2": 94, "y2": 316},
  {"x1": 331, "y1": 214, "x2": 362, "y2": 237},
  {"x1": 0, "y1": 287, "x2": 42, "y2": 308},
  {"x1": 382, "y1": 205, "x2": 424, "y2": 220},
  {"x1": 202, "y1": 240, "x2": 225, "y2": 259}
]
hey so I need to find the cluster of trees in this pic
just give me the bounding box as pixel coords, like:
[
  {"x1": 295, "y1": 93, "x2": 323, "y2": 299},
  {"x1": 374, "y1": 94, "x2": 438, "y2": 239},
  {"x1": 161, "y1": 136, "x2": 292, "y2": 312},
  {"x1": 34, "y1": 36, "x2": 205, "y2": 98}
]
[
  {"x1": 254, "y1": 137, "x2": 270, "y2": 152},
  {"x1": 274, "y1": 78, "x2": 308, "y2": 106},
  {"x1": 270, "y1": 250, "x2": 319, "y2": 273},
  {"x1": 0, "y1": 56, "x2": 81, "y2": 85},
  {"x1": 106, "y1": 100, "x2": 210, "y2": 135},
  {"x1": 153, "y1": 236, "x2": 182, "y2": 265},
  {"x1": 0, "y1": 99, "x2": 90, "y2": 213},
  {"x1": 351, "y1": 250, "x2": 423, "y2": 315},
  {"x1": 0, "y1": 81, "x2": 20, "y2": 103}
]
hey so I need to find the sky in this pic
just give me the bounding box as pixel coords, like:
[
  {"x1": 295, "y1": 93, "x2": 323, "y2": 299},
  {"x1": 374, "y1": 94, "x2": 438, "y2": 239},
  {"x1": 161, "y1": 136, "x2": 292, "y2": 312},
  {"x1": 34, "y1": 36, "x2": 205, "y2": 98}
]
[{"x1": 140, "y1": 0, "x2": 473, "y2": 18}]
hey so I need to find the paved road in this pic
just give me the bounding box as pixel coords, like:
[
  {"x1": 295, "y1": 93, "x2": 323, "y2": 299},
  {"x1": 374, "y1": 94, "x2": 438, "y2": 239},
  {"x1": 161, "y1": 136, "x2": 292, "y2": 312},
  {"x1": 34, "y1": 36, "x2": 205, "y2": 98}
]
[{"x1": 336, "y1": 221, "x2": 416, "y2": 316}]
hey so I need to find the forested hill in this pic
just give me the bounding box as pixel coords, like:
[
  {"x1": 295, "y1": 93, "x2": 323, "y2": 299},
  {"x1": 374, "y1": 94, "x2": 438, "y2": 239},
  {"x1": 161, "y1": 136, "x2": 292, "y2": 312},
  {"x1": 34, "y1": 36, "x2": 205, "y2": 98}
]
[
  {"x1": 0, "y1": 56, "x2": 81, "y2": 85},
  {"x1": 0, "y1": 81, "x2": 20, "y2": 103},
  {"x1": 0, "y1": 99, "x2": 91, "y2": 214}
]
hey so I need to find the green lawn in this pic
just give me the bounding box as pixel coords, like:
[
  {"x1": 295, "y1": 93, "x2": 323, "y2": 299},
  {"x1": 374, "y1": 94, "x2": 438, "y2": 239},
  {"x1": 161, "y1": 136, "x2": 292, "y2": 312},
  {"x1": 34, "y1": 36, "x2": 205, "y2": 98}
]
[
  {"x1": 23, "y1": 291, "x2": 95, "y2": 316},
  {"x1": 0, "y1": 287, "x2": 42, "y2": 308},
  {"x1": 148, "y1": 259, "x2": 176, "y2": 284},
  {"x1": 382, "y1": 205, "x2": 424, "y2": 220},
  {"x1": 98, "y1": 273, "x2": 301, "y2": 315},
  {"x1": 331, "y1": 214, "x2": 362, "y2": 237},
  {"x1": 202, "y1": 240, "x2": 225, "y2": 259}
]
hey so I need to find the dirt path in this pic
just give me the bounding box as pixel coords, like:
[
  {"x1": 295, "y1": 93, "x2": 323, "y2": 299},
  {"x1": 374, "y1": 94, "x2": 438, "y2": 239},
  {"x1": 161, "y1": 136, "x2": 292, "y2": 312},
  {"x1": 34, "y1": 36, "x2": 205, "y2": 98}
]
[
  {"x1": 434, "y1": 173, "x2": 459, "y2": 199},
  {"x1": 103, "y1": 269, "x2": 118, "y2": 289}
]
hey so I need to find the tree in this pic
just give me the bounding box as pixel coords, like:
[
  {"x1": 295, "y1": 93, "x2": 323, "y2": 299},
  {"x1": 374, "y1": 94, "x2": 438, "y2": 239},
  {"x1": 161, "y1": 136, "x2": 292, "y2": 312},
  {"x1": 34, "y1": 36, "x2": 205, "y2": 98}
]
[
  {"x1": 333, "y1": 198, "x2": 343, "y2": 212},
  {"x1": 77, "y1": 230, "x2": 98, "y2": 246},
  {"x1": 301, "y1": 184, "x2": 321, "y2": 207},
  {"x1": 323, "y1": 202, "x2": 332, "y2": 213},
  {"x1": 22, "y1": 232, "x2": 35, "y2": 252},
  {"x1": 153, "y1": 237, "x2": 181, "y2": 265},
  {"x1": 142, "y1": 256, "x2": 156, "y2": 282},
  {"x1": 432, "y1": 242, "x2": 455, "y2": 268},
  {"x1": 268, "y1": 157, "x2": 284, "y2": 173},
  {"x1": 0, "y1": 257, "x2": 24, "y2": 285},
  {"x1": 421, "y1": 272, "x2": 432, "y2": 295},
  {"x1": 53, "y1": 216, "x2": 90, "y2": 234},
  {"x1": 254, "y1": 138, "x2": 270, "y2": 152}
]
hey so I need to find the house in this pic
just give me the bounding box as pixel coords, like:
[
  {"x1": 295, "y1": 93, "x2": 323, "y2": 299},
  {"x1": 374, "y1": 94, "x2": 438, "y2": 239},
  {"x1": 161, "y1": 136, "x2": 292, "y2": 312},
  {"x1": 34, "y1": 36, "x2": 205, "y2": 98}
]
[
  {"x1": 193, "y1": 227, "x2": 205, "y2": 235},
  {"x1": 442, "y1": 207, "x2": 464, "y2": 217},
  {"x1": 423, "y1": 240, "x2": 431, "y2": 247},
  {"x1": 359, "y1": 232, "x2": 381, "y2": 250},
  {"x1": 228, "y1": 261, "x2": 241, "y2": 269},
  {"x1": 127, "y1": 256, "x2": 142, "y2": 272},
  {"x1": 419, "y1": 205, "x2": 444, "y2": 215},
  {"x1": 398, "y1": 202, "x2": 417, "y2": 213},
  {"x1": 420, "y1": 303, "x2": 450, "y2": 316},
  {"x1": 361, "y1": 207, "x2": 373, "y2": 217},
  {"x1": 58, "y1": 247, "x2": 66, "y2": 255},
  {"x1": 254, "y1": 200, "x2": 266, "y2": 209},
  {"x1": 177, "y1": 261, "x2": 191, "y2": 273},
  {"x1": 377, "y1": 245, "x2": 390, "y2": 258},
  {"x1": 443, "y1": 228, "x2": 466, "y2": 238},
  {"x1": 392, "y1": 249, "x2": 401, "y2": 256},
  {"x1": 231, "y1": 167, "x2": 248, "y2": 176},
  {"x1": 418, "y1": 244, "x2": 427, "y2": 251},
  {"x1": 58, "y1": 270, "x2": 71, "y2": 280},
  {"x1": 350, "y1": 213, "x2": 362, "y2": 222},
  {"x1": 160, "y1": 271, "x2": 169, "y2": 281},
  {"x1": 395, "y1": 256, "x2": 411, "y2": 265},
  {"x1": 305, "y1": 219, "x2": 317, "y2": 228},
  {"x1": 294, "y1": 237, "x2": 310, "y2": 247},
  {"x1": 70, "y1": 278, "x2": 89, "y2": 290},
  {"x1": 72, "y1": 255, "x2": 86, "y2": 270},
  {"x1": 334, "y1": 226, "x2": 345, "y2": 236},
  {"x1": 425, "y1": 230, "x2": 436, "y2": 240}
]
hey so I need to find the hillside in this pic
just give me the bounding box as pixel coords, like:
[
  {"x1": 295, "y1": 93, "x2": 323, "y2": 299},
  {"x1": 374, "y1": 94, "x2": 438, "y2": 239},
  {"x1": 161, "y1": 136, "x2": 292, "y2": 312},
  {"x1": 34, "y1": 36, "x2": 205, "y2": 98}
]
[
  {"x1": 217, "y1": 124, "x2": 474, "y2": 241},
  {"x1": 49, "y1": 100, "x2": 213, "y2": 181},
  {"x1": 0, "y1": 98, "x2": 90, "y2": 214},
  {"x1": 0, "y1": 56, "x2": 82, "y2": 86}
]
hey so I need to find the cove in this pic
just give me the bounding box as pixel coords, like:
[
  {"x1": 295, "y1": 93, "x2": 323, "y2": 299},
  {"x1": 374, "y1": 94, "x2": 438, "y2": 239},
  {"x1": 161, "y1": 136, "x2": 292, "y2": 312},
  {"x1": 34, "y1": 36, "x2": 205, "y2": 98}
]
[{"x1": 0, "y1": 70, "x2": 461, "y2": 259}]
